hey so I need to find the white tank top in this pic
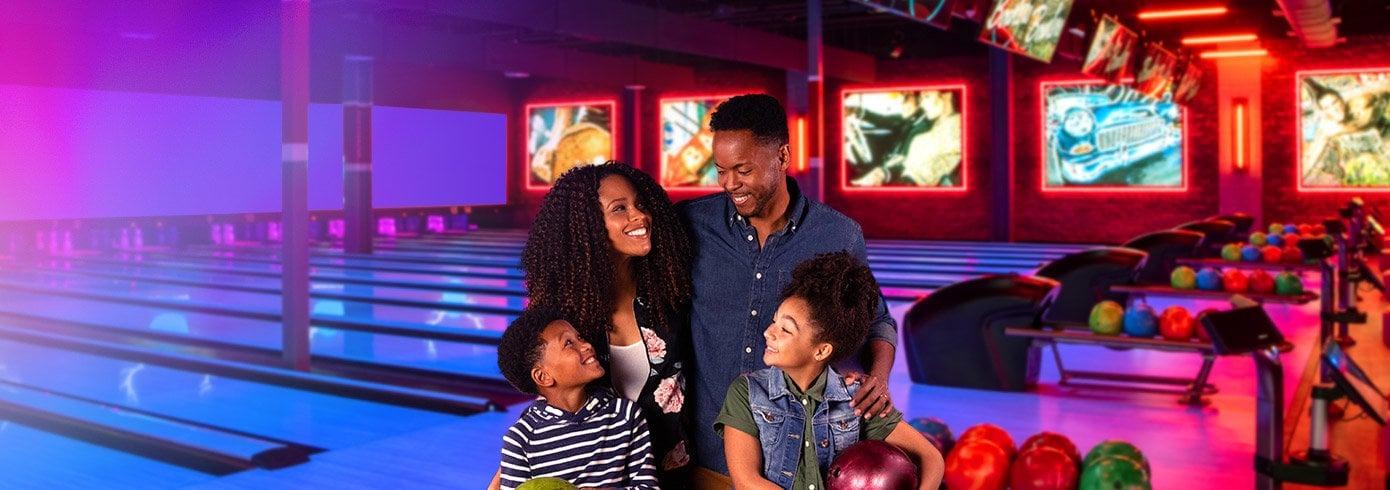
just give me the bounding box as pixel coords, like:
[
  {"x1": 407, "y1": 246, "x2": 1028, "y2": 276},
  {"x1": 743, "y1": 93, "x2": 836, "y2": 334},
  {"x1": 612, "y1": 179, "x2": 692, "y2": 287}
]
[{"x1": 608, "y1": 341, "x2": 650, "y2": 401}]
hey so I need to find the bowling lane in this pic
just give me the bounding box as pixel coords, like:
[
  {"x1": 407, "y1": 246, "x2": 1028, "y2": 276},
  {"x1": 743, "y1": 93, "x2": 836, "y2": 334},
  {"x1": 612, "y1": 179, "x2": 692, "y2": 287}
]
[
  {"x1": 0, "y1": 421, "x2": 211, "y2": 487},
  {"x1": 28, "y1": 258, "x2": 527, "y2": 312},
  {"x1": 0, "y1": 338, "x2": 469, "y2": 449},
  {"x1": 0, "y1": 269, "x2": 512, "y2": 332},
  {"x1": 0, "y1": 290, "x2": 502, "y2": 379},
  {"x1": 149, "y1": 248, "x2": 528, "y2": 279}
]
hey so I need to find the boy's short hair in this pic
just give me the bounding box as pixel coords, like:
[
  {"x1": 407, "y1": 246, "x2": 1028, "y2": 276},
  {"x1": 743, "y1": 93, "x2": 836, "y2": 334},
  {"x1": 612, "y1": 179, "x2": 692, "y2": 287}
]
[
  {"x1": 497, "y1": 306, "x2": 568, "y2": 394},
  {"x1": 780, "y1": 251, "x2": 880, "y2": 362},
  {"x1": 709, "y1": 94, "x2": 790, "y2": 147}
]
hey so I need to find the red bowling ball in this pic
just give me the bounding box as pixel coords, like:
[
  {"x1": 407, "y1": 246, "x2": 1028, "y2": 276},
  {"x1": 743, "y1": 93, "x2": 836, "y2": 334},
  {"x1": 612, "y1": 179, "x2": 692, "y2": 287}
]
[
  {"x1": 1009, "y1": 446, "x2": 1080, "y2": 490},
  {"x1": 826, "y1": 440, "x2": 919, "y2": 490},
  {"x1": 1283, "y1": 244, "x2": 1303, "y2": 264},
  {"x1": 1261, "y1": 245, "x2": 1283, "y2": 264},
  {"x1": 945, "y1": 440, "x2": 1011, "y2": 490},
  {"x1": 959, "y1": 423, "x2": 1017, "y2": 459},
  {"x1": 1221, "y1": 269, "x2": 1248, "y2": 293},
  {"x1": 1019, "y1": 431, "x2": 1081, "y2": 464},
  {"x1": 1158, "y1": 306, "x2": 1195, "y2": 341},
  {"x1": 1248, "y1": 270, "x2": 1276, "y2": 294}
]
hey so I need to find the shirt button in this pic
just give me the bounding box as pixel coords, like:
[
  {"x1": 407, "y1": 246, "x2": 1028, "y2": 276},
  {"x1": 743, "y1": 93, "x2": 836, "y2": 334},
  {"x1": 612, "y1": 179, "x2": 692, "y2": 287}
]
[
  {"x1": 745, "y1": 347, "x2": 752, "y2": 354},
  {"x1": 751, "y1": 309, "x2": 758, "y2": 316},
  {"x1": 809, "y1": 486, "x2": 816, "y2": 490},
  {"x1": 755, "y1": 272, "x2": 762, "y2": 279},
  {"x1": 746, "y1": 234, "x2": 753, "y2": 241},
  {"x1": 801, "y1": 398, "x2": 808, "y2": 405},
  {"x1": 804, "y1": 441, "x2": 810, "y2": 448}
]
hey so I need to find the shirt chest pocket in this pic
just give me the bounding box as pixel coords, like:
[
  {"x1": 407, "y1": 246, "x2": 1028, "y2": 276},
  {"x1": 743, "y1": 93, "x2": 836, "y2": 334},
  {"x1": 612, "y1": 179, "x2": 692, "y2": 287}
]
[
  {"x1": 828, "y1": 413, "x2": 861, "y2": 451},
  {"x1": 751, "y1": 406, "x2": 793, "y2": 449}
]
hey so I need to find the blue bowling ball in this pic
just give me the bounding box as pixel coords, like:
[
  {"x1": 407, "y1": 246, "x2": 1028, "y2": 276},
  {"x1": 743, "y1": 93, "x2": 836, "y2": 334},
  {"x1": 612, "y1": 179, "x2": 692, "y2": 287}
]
[
  {"x1": 1122, "y1": 304, "x2": 1159, "y2": 337},
  {"x1": 1267, "y1": 234, "x2": 1284, "y2": 247},
  {"x1": 1196, "y1": 268, "x2": 1223, "y2": 290},
  {"x1": 1284, "y1": 224, "x2": 1298, "y2": 235},
  {"x1": 1241, "y1": 245, "x2": 1262, "y2": 262}
]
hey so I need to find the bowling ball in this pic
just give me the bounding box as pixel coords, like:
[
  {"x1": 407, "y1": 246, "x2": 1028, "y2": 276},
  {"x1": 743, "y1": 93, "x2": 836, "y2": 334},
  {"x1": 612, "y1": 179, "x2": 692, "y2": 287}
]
[
  {"x1": 1261, "y1": 245, "x2": 1283, "y2": 264},
  {"x1": 1019, "y1": 431, "x2": 1081, "y2": 464},
  {"x1": 1313, "y1": 223, "x2": 1326, "y2": 234},
  {"x1": 1158, "y1": 306, "x2": 1195, "y2": 341},
  {"x1": 1267, "y1": 234, "x2": 1285, "y2": 247},
  {"x1": 908, "y1": 417, "x2": 955, "y2": 454},
  {"x1": 1079, "y1": 456, "x2": 1151, "y2": 490},
  {"x1": 1122, "y1": 303, "x2": 1159, "y2": 338},
  {"x1": 1284, "y1": 224, "x2": 1299, "y2": 235},
  {"x1": 1248, "y1": 269, "x2": 1276, "y2": 294},
  {"x1": 827, "y1": 440, "x2": 919, "y2": 490},
  {"x1": 1298, "y1": 223, "x2": 1312, "y2": 234},
  {"x1": 1219, "y1": 243, "x2": 1242, "y2": 262},
  {"x1": 959, "y1": 423, "x2": 1017, "y2": 458},
  {"x1": 518, "y1": 477, "x2": 578, "y2": 490},
  {"x1": 1170, "y1": 266, "x2": 1198, "y2": 289},
  {"x1": 1083, "y1": 440, "x2": 1151, "y2": 475},
  {"x1": 1282, "y1": 233, "x2": 1301, "y2": 248},
  {"x1": 945, "y1": 440, "x2": 1011, "y2": 490},
  {"x1": 1249, "y1": 232, "x2": 1268, "y2": 247},
  {"x1": 1010, "y1": 446, "x2": 1080, "y2": 490},
  {"x1": 1267, "y1": 223, "x2": 1283, "y2": 235},
  {"x1": 1089, "y1": 301, "x2": 1125, "y2": 336},
  {"x1": 1240, "y1": 245, "x2": 1262, "y2": 262},
  {"x1": 1275, "y1": 271, "x2": 1304, "y2": 295},
  {"x1": 1221, "y1": 269, "x2": 1248, "y2": 293},
  {"x1": 1283, "y1": 244, "x2": 1304, "y2": 264},
  {"x1": 1195, "y1": 268, "x2": 1223, "y2": 291}
]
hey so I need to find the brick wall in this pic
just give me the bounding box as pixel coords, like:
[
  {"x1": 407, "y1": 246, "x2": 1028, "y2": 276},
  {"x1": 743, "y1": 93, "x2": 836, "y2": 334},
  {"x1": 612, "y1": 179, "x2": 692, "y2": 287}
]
[{"x1": 1260, "y1": 35, "x2": 1390, "y2": 225}]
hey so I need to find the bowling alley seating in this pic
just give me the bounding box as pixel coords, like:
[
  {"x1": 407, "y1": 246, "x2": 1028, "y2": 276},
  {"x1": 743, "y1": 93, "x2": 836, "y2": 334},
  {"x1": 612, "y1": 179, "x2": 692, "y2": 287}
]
[
  {"x1": 1121, "y1": 230, "x2": 1205, "y2": 285},
  {"x1": 1033, "y1": 247, "x2": 1148, "y2": 327},
  {"x1": 1176, "y1": 219, "x2": 1238, "y2": 257},
  {"x1": 902, "y1": 275, "x2": 1058, "y2": 391}
]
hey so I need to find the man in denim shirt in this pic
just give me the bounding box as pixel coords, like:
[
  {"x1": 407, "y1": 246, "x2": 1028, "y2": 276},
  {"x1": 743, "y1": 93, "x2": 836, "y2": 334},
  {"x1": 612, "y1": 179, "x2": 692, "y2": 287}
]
[{"x1": 678, "y1": 94, "x2": 898, "y2": 479}]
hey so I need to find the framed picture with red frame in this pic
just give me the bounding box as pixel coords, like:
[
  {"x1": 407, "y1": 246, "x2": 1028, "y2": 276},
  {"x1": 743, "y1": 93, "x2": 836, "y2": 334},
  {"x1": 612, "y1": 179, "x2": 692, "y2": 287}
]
[
  {"x1": 1297, "y1": 68, "x2": 1390, "y2": 191},
  {"x1": 659, "y1": 94, "x2": 735, "y2": 190},
  {"x1": 1041, "y1": 80, "x2": 1187, "y2": 192},
  {"x1": 978, "y1": 0, "x2": 1076, "y2": 63},
  {"x1": 1080, "y1": 14, "x2": 1138, "y2": 83},
  {"x1": 524, "y1": 100, "x2": 617, "y2": 190},
  {"x1": 841, "y1": 85, "x2": 968, "y2": 192}
]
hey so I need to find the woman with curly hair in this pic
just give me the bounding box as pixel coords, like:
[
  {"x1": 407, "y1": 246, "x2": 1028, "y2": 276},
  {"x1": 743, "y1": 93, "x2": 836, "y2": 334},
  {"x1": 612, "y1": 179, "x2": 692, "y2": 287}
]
[{"x1": 521, "y1": 161, "x2": 695, "y2": 487}]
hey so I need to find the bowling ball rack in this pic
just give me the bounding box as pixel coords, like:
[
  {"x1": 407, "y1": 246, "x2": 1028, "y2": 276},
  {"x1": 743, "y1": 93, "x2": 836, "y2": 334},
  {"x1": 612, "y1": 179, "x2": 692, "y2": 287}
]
[{"x1": 1005, "y1": 322, "x2": 1218, "y2": 405}]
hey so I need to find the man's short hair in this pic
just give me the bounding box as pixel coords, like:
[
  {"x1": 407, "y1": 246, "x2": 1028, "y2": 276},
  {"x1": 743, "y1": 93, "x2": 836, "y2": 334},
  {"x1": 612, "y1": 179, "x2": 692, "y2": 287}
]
[{"x1": 709, "y1": 94, "x2": 790, "y2": 147}]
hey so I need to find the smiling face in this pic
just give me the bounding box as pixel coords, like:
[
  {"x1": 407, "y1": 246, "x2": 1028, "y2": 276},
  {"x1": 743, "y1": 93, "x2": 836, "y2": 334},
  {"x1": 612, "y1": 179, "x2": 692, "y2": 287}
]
[
  {"x1": 598, "y1": 174, "x2": 652, "y2": 258},
  {"x1": 762, "y1": 296, "x2": 833, "y2": 370},
  {"x1": 712, "y1": 129, "x2": 789, "y2": 219},
  {"x1": 532, "y1": 320, "x2": 605, "y2": 391}
]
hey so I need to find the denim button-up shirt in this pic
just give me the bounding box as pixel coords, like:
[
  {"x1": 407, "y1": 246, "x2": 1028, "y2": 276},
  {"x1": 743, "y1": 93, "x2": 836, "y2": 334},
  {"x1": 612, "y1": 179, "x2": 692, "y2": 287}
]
[{"x1": 678, "y1": 178, "x2": 897, "y2": 474}]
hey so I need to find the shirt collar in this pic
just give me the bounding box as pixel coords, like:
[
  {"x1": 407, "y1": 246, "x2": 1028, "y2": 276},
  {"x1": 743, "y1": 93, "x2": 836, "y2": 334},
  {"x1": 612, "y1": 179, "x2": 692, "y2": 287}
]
[
  {"x1": 530, "y1": 388, "x2": 612, "y2": 422},
  {"x1": 768, "y1": 365, "x2": 834, "y2": 403},
  {"x1": 726, "y1": 177, "x2": 811, "y2": 235}
]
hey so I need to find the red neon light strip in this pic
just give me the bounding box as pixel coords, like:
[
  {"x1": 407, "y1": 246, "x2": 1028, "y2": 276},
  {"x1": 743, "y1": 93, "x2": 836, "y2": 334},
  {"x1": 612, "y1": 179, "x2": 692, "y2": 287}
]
[
  {"x1": 796, "y1": 117, "x2": 808, "y2": 173},
  {"x1": 1181, "y1": 33, "x2": 1257, "y2": 45},
  {"x1": 1199, "y1": 49, "x2": 1268, "y2": 59},
  {"x1": 1233, "y1": 101, "x2": 1246, "y2": 171},
  {"x1": 837, "y1": 83, "x2": 970, "y2": 194},
  {"x1": 1138, "y1": 6, "x2": 1228, "y2": 20},
  {"x1": 1295, "y1": 67, "x2": 1390, "y2": 193},
  {"x1": 522, "y1": 99, "x2": 620, "y2": 192},
  {"x1": 1038, "y1": 79, "x2": 1190, "y2": 194}
]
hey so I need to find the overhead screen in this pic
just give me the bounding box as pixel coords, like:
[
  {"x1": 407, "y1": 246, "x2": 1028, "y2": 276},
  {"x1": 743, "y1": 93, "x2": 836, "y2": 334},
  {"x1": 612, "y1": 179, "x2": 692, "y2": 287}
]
[
  {"x1": 1298, "y1": 69, "x2": 1390, "y2": 189},
  {"x1": 0, "y1": 85, "x2": 506, "y2": 221},
  {"x1": 1043, "y1": 82, "x2": 1185, "y2": 190},
  {"x1": 1081, "y1": 15, "x2": 1137, "y2": 82},
  {"x1": 660, "y1": 96, "x2": 726, "y2": 188},
  {"x1": 843, "y1": 87, "x2": 966, "y2": 189},
  {"x1": 525, "y1": 101, "x2": 615, "y2": 189},
  {"x1": 979, "y1": 0, "x2": 1076, "y2": 63}
]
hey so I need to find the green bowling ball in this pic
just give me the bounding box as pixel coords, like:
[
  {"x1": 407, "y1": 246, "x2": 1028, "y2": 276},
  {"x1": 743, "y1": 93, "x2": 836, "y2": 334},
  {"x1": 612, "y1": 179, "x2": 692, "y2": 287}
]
[
  {"x1": 1268, "y1": 223, "x2": 1285, "y2": 236},
  {"x1": 1089, "y1": 301, "x2": 1125, "y2": 336},
  {"x1": 518, "y1": 477, "x2": 579, "y2": 490},
  {"x1": 1079, "y1": 456, "x2": 1151, "y2": 490},
  {"x1": 1275, "y1": 271, "x2": 1304, "y2": 295},
  {"x1": 1083, "y1": 440, "x2": 1151, "y2": 475},
  {"x1": 1170, "y1": 266, "x2": 1197, "y2": 290},
  {"x1": 1220, "y1": 243, "x2": 1243, "y2": 262},
  {"x1": 1249, "y1": 232, "x2": 1268, "y2": 247}
]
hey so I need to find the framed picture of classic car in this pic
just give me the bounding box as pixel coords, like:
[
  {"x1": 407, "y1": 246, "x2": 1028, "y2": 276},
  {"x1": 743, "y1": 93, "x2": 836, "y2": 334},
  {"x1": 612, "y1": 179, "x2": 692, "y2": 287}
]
[
  {"x1": 1296, "y1": 68, "x2": 1390, "y2": 191},
  {"x1": 841, "y1": 84, "x2": 969, "y2": 191},
  {"x1": 524, "y1": 100, "x2": 617, "y2": 190},
  {"x1": 1041, "y1": 80, "x2": 1187, "y2": 191}
]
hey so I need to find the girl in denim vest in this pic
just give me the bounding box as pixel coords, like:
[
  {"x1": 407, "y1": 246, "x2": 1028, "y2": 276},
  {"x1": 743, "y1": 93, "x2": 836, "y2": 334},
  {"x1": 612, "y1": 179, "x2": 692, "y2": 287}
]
[{"x1": 714, "y1": 252, "x2": 943, "y2": 489}]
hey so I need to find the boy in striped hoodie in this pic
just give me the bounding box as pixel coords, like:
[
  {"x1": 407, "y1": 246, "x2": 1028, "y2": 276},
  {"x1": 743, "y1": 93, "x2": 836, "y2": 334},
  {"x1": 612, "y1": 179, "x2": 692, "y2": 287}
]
[{"x1": 496, "y1": 307, "x2": 659, "y2": 490}]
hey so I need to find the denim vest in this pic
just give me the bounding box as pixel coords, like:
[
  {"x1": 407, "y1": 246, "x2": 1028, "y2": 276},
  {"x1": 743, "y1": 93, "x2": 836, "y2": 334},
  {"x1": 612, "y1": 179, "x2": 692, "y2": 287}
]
[{"x1": 745, "y1": 366, "x2": 861, "y2": 489}]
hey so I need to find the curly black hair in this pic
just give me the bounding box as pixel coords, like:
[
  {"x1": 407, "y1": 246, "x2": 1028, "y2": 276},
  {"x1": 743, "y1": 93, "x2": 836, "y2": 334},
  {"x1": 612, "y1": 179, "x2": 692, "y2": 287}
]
[
  {"x1": 521, "y1": 161, "x2": 693, "y2": 349},
  {"x1": 710, "y1": 94, "x2": 789, "y2": 147},
  {"x1": 780, "y1": 251, "x2": 880, "y2": 362},
  {"x1": 497, "y1": 306, "x2": 569, "y2": 394}
]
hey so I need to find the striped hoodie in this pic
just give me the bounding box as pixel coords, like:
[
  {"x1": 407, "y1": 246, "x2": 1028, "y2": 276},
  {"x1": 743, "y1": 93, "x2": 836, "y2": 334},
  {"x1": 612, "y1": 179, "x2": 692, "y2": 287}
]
[{"x1": 499, "y1": 389, "x2": 658, "y2": 489}]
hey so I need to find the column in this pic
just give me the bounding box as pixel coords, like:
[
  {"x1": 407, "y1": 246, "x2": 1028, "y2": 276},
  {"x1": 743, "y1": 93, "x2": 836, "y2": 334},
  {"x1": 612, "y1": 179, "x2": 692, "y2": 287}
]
[
  {"x1": 344, "y1": 55, "x2": 374, "y2": 254},
  {"x1": 280, "y1": 0, "x2": 311, "y2": 370}
]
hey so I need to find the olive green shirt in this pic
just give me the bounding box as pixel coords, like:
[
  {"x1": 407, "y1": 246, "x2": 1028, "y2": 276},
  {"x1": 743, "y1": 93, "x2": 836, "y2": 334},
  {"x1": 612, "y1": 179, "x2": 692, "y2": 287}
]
[{"x1": 714, "y1": 370, "x2": 902, "y2": 489}]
